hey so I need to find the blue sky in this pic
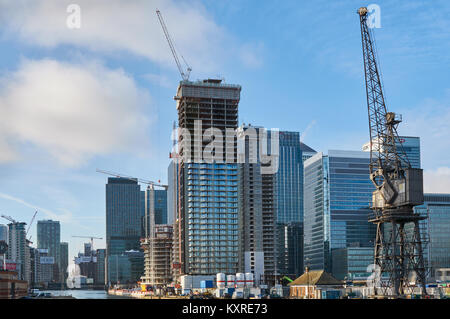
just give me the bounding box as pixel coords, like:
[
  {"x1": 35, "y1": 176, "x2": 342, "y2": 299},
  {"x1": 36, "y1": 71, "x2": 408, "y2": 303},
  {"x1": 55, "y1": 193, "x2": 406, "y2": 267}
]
[{"x1": 0, "y1": 0, "x2": 449, "y2": 261}]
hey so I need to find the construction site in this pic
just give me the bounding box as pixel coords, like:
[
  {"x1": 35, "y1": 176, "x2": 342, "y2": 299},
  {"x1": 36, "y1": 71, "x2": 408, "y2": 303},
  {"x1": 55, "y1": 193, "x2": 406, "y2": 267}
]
[
  {"x1": 1, "y1": 4, "x2": 449, "y2": 302},
  {"x1": 108, "y1": 7, "x2": 445, "y2": 299}
]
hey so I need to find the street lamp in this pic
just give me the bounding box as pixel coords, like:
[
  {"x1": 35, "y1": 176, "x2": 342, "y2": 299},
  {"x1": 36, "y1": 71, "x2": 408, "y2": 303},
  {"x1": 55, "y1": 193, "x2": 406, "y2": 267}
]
[{"x1": 305, "y1": 257, "x2": 311, "y2": 299}]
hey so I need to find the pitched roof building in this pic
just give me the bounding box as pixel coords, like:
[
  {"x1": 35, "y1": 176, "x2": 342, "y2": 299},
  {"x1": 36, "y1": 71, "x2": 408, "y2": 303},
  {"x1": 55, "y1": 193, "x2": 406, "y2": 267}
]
[{"x1": 288, "y1": 270, "x2": 342, "y2": 299}]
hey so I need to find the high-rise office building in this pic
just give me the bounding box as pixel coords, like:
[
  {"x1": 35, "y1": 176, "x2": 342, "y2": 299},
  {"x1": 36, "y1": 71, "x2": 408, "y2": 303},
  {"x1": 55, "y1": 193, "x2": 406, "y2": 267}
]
[
  {"x1": 172, "y1": 79, "x2": 241, "y2": 279},
  {"x1": 60, "y1": 242, "x2": 68, "y2": 283},
  {"x1": 331, "y1": 247, "x2": 374, "y2": 281},
  {"x1": 36, "y1": 248, "x2": 54, "y2": 285},
  {"x1": 106, "y1": 177, "x2": 143, "y2": 284},
  {"x1": 7, "y1": 222, "x2": 30, "y2": 282},
  {"x1": 167, "y1": 160, "x2": 178, "y2": 227},
  {"x1": 96, "y1": 249, "x2": 106, "y2": 286},
  {"x1": 237, "y1": 124, "x2": 278, "y2": 284},
  {"x1": 362, "y1": 136, "x2": 421, "y2": 169},
  {"x1": 414, "y1": 194, "x2": 450, "y2": 278},
  {"x1": 29, "y1": 247, "x2": 39, "y2": 287},
  {"x1": 154, "y1": 190, "x2": 168, "y2": 225},
  {"x1": 0, "y1": 224, "x2": 7, "y2": 242},
  {"x1": 37, "y1": 220, "x2": 61, "y2": 282},
  {"x1": 300, "y1": 142, "x2": 317, "y2": 163},
  {"x1": 275, "y1": 131, "x2": 303, "y2": 277},
  {"x1": 303, "y1": 150, "x2": 375, "y2": 275},
  {"x1": 143, "y1": 187, "x2": 168, "y2": 237},
  {"x1": 107, "y1": 250, "x2": 144, "y2": 285}
]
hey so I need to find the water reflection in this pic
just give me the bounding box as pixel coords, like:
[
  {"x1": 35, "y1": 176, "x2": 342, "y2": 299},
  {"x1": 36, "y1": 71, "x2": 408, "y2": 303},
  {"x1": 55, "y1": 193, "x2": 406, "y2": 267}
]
[{"x1": 40, "y1": 290, "x2": 131, "y2": 299}]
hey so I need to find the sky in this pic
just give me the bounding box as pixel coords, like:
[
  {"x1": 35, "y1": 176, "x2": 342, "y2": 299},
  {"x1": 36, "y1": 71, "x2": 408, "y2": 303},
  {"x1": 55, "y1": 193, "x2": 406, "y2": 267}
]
[{"x1": 0, "y1": 0, "x2": 449, "y2": 262}]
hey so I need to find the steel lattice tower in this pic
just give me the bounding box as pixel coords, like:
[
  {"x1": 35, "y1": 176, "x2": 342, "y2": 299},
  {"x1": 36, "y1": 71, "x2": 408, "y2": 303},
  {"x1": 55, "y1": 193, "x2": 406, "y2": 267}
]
[{"x1": 358, "y1": 7, "x2": 427, "y2": 297}]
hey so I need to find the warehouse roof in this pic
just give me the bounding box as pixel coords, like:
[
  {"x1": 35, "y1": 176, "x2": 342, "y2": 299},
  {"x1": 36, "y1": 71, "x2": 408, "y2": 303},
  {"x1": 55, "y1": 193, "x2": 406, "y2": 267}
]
[{"x1": 288, "y1": 270, "x2": 342, "y2": 286}]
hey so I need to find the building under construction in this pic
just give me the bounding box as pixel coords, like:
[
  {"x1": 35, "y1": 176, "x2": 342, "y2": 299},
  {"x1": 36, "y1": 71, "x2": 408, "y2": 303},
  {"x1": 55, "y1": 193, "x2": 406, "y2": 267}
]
[
  {"x1": 172, "y1": 79, "x2": 241, "y2": 281},
  {"x1": 141, "y1": 225, "x2": 173, "y2": 288}
]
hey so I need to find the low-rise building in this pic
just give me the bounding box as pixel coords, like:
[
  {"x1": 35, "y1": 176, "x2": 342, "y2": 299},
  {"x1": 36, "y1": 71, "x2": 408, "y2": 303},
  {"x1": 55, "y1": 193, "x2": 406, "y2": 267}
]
[
  {"x1": 289, "y1": 269, "x2": 343, "y2": 299},
  {"x1": 0, "y1": 270, "x2": 28, "y2": 299}
]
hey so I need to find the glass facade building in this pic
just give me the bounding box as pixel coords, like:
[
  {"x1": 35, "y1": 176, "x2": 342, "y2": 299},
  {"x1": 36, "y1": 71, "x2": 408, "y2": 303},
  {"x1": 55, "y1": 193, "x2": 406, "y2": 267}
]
[
  {"x1": 362, "y1": 136, "x2": 421, "y2": 169},
  {"x1": 106, "y1": 177, "x2": 143, "y2": 284},
  {"x1": 332, "y1": 247, "x2": 374, "y2": 281},
  {"x1": 167, "y1": 160, "x2": 178, "y2": 227},
  {"x1": 37, "y1": 220, "x2": 61, "y2": 282},
  {"x1": 154, "y1": 190, "x2": 168, "y2": 225},
  {"x1": 275, "y1": 131, "x2": 304, "y2": 277},
  {"x1": 143, "y1": 187, "x2": 168, "y2": 237},
  {"x1": 276, "y1": 131, "x2": 303, "y2": 224},
  {"x1": 414, "y1": 194, "x2": 450, "y2": 278},
  {"x1": 0, "y1": 224, "x2": 7, "y2": 242},
  {"x1": 300, "y1": 142, "x2": 317, "y2": 163},
  {"x1": 173, "y1": 79, "x2": 241, "y2": 277},
  {"x1": 59, "y1": 242, "x2": 68, "y2": 282},
  {"x1": 184, "y1": 162, "x2": 239, "y2": 274},
  {"x1": 107, "y1": 250, "x2": 144, "y2": 285},
  {"x1": 304, "y1": 150, "x2": 375, "y2": 275},
  {"x1": 96, "y1": 249, "x2": 106, "y2": 286}
]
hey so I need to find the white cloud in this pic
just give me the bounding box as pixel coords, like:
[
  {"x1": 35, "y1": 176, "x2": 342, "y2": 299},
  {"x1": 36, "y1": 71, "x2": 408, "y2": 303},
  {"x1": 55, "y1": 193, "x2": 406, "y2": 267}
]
[
  {"x1": 397, "y1": 91, "x2": 450, "y2": 194},
  {"x1": 0, "y1": 0, "x2": 261, "y2": 74},
  {"x1": 0, "y1": 191, "x2": 73, "y2": 223},
  {"x1": 142, "y1": 73, "x2": 173, "y2": 89},
  {"x1": 300, "y1": 119, "x2": 317, "y2": 143},
  {"x1": 424, "y1": 167, "x2": 450, "y2": 193},
  {"x1": 0, "y1": 59, "x2": 151, "y2": 166},
  {"x1": 399, "y1": 90, "x2": 450, "y2": 170},
  {"x1": 0, "y1": 137, "x2": 18, "y2": 163}
]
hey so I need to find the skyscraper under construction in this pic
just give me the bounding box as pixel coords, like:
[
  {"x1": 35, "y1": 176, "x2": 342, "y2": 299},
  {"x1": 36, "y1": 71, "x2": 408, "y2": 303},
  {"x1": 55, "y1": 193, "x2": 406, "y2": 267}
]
[{"x1": 172, "y1": 79, "x2": 241, "y2": 281}]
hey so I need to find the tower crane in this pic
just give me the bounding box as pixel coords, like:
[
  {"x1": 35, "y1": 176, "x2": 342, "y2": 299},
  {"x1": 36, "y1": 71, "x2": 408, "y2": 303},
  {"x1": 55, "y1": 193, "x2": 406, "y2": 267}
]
[
  {"x1": 357, "y1": 7, "x2": 427, "y2": 297},
  {"x1": 96, "y1": 169, "x2": 168, "y2": 189},
  {"x1": 96, "y1": 169, "x2": 168, "y2": 239},
  {"x1": 71, "y1": 236, "x2": 103, "y2": 254},
  {"x1": 1, "y1": 215, "x2": 17, "y2": 224},
  {"x1": 156, "y1": 9, "x2": 192, "y2": 81},
  {"x1": 26, "y1": 210, "x2": 38, "y2": 241}
]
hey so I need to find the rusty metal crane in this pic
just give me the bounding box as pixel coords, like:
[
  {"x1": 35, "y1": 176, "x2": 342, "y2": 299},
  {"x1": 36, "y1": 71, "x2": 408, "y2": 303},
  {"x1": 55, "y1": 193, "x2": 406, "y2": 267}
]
[{"x1": 358, "y1": 7, "x2": 427, "y2": 297}]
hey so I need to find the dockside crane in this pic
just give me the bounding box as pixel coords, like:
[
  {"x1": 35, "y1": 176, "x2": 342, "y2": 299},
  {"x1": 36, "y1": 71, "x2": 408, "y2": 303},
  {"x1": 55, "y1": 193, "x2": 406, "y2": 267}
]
[
  {"x1": 156, "y1": 9, "x2": 192, "y2": 81},
  {"x1": 357, "y1": 7, "x2": 427, "y2": 297}
]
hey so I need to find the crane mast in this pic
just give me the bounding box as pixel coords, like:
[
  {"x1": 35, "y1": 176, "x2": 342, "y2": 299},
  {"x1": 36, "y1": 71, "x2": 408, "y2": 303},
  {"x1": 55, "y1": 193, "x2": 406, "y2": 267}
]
[
  {"x1": 71, "y1": 236, "x2": 103, "y2": 254},
  {"x1": 358, "y1": 7, "x2": 427, "y2": 297}
]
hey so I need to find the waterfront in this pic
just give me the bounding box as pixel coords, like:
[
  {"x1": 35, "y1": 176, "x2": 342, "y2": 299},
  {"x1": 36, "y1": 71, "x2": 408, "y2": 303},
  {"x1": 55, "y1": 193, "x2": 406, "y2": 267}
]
[{"x1": 39, "y1": 290, "x2": 131, "y2": 299}]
